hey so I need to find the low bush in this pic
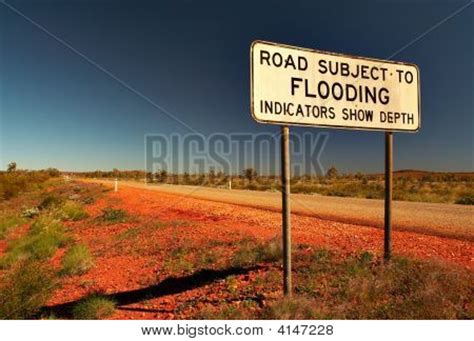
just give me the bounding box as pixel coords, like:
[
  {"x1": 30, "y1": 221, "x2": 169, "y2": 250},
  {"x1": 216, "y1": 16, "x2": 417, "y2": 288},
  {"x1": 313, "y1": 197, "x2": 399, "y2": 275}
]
[
  {"x1": 72, "y1": 295, "x2": 116, "y2": 319},
  {"x1": 115, "y1": 227, "x2": 140, "y2": 241},
  {"x1": 261, "y1": 297, "x2": 323, "y2": 319},
  {"x1": 339, "y1": 256, "x2": 473, "y2": 319},
  {"x1": 194, "y1": 303, "x2": 255, "y2": 319},
  {"x1": 59, "y1": 201, "x2": 88, "y2": 221},
  {"x1": 201, "y1": 247, "x2": 473, "y2": 320},
  {"x1": 100, "y1": 207, "x2": 127, "y2": 223},
  {"x1": 38, "y1": 195, "x2": 64, "y2": 210},
  {"x1": 61, "y1": 244, "x2": 94, "y2": 276},
  {"x1": 163, "y1": 247, "x2": 194, "y2": 274},
  {"x1": 455, "y1": 192, "x2": 474, "y2": 205},
  {"x1": 0, "y1": 215, "x2": 25, "y2": 239},
  {"x1": 231, "y1": 238, "x2": 281, "y2": 268},
  {"x1": 255, "y1": 238, "x2": 282, "y2": 263},
  {"x1": 197, "y1": 249, "x2": 220, "y2": 268},
  {"x1": 291, "y1": 183, "x2": 321, "y2": 194},
  {"x1": 291, "y1": 250, "x2": 473, "y2": 319},
  {"x1": 0, "y1": 170, "x2": 54, "y2": 200},
  {"x1": 0, "y1": 215, "x2": 69, "y2": 268},
  {"x1": 0, "y1": 260, "x2": 56, "y2": 319},
  {"x1": 28, "y1": 215, "x2": 68, "y2": 240}
]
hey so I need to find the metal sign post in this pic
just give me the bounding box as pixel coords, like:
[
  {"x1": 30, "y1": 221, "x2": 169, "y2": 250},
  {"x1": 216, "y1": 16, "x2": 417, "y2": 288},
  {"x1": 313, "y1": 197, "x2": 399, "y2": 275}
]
[
  {"x1": 281, "y1": 125, "x2": 292, "y2": 296},
  {"x1": 384, "y1": 132, "x2": 393, "y2": 261}
]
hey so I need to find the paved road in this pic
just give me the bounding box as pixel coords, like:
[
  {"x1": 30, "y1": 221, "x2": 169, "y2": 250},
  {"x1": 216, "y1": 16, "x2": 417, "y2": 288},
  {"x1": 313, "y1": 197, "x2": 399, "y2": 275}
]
[{"x1": 88, "y1": 180, "x2": 473, "y2": 241}]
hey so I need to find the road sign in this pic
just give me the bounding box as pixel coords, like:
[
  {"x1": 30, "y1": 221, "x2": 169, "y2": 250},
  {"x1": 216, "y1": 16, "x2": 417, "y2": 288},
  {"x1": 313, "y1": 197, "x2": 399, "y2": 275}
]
[
  {"x1": 251, "y1": 40, "x2": 420, "y2": 132},
  {"x1": 249, "y1": 40, "x2": 422, "y2": 295}
]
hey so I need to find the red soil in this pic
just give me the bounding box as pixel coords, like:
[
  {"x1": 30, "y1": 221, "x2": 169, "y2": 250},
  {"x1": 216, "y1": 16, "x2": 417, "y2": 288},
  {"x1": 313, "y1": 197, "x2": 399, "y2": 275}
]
[{"x1": 45, "y1": 185, "x2": 472, "y2": 319}]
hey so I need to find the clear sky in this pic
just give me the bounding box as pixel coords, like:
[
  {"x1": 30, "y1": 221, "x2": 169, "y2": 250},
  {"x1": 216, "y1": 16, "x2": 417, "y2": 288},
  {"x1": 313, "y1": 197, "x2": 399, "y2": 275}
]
[{"x1": 0, "y1": 0, "x2": 472, "y2": 173}]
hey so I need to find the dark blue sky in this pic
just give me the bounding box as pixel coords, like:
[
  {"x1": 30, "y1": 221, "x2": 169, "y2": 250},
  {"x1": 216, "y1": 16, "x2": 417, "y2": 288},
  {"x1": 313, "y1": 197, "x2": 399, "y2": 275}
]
[{"x1": 1, "y1": 0, "x2": 472, "y2": 173}]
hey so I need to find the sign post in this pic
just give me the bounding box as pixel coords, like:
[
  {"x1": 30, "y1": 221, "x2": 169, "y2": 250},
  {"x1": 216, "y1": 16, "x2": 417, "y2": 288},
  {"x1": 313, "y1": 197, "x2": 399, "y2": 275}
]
[
  {"x1": 384, "y1": 132, "x2": 393, "y2": 261},
  {"x1": 280, "y1": 125, "x2": 292, "y2": 296},
  {"x1": 250, "y1": 40, "x2": 420, "y2": 294}
]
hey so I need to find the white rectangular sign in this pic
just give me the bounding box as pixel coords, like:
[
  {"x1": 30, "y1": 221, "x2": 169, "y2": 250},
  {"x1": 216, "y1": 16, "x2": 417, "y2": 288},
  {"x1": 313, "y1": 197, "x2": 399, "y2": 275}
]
[{"x1": 250, "y1": 41, "x2": 420, "y2": 132}]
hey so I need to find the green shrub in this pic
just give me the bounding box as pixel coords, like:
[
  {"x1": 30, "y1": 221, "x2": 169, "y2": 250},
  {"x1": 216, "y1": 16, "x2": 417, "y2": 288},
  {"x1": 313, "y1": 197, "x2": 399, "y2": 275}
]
[
  {"x1": 0, "y1": 170, "x2": 52, "y2": 200},
  {"x1": 198, "y1": 249, "x2": 219, "y2": 268},
  {"x1": 231, "y1": 239, "x2": 259, "y2": 267},
  {"x1": 61, "y1": 244, "x2": 94, "y2": 276},
  {"x1": 72, "y1": 295, "x2": 116, "y2": 319},
  {"x1": 455, "y1": 192, "x2": 474, "y2": 205},
  {"x1": 0, "y1": 261, "x2": 56, "y2": 319},
  {"x1": 0, "y1": 215, "x2": 25, "y2": 239},
  {"x1": 0, "y1": 215, "x2": 69, "y2": 268},
  {"x1": 100, "y1": 208, "x2": 127, "y2": 223},
  {"x1": 115, "y1": 227, "x2": 140, "y2": 241},
  {"x1": 1, "y1": 234, "x2": 60, "y2": 268},
  {"x1": 255, "y1": 238, "x2": 282, "y2": 263},
  {"x1": 312, "y1": 248, "x2": 331, "y2": 261},
  {"x1": 38, "y1": 195, "x2": 64, "y2": 210},
  {"x1": 29, "y1": 215, "x2": 67, "y2": 240},
  {"x1": 194, "y1": 303, "x2": 254, "y2": 319},
  {"x1": 163, "y1": 247, "x2": 194, "y2": 274},
  {"x1": 60, "y1": 201, "x2": 88, "y2": 221},
  {"x1": 340, "y1": 256, "x2": 473, "y2": 319},
  {"x1": 231, "y1": 238, "x2": 281, "y2": 268},
  {"x1": 291, "y1": 183, "x2": 320, "y2": 194},
  {"x1": 292, "y1": 250, "x2": 473, "y2": 319},
  {"x1": 83, "y1": 197, "x2": 95, "y2": 204},
  {"x1": 262, "y1": 297, "x2": 323, "y2": 319}
]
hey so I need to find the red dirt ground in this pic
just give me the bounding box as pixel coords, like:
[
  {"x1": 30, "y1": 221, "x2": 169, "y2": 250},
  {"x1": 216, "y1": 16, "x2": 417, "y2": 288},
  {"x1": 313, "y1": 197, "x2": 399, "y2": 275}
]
[{"x1": 46, "y1": 184, "x2": 473, "y2": 319}]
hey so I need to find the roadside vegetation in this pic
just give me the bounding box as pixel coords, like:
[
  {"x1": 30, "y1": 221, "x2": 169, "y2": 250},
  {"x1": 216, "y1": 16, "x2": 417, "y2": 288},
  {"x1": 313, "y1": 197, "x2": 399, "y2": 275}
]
[
  {"x1": 0, "y1": 215, "x2": 70, "y2": 269},
  {"x1": 0, "y1": 260, "x2": 57, "y2": 319},
  {"x1": 231, "y1": 238, "x2": 282, "y2": 268},
  {"x1": 0, "y1": 167, "x2": 105, "y2": 319},
  {"x1": 192, "y1": 242, "x2": 473, "y2": 319},
  {"x1": 60, "y1": 201, "x2": 89, "y2": 221},
  {"x1": 76, "y1": 167, "x2": 474, "y2": 205},
  {"x1": 0, "y1": 215, "x2": 25, "y2": 240},
  {"x1": 99, "y1": 207, "x2": 128, "y2": 223},
  {"x1": 104, "y1": 228, "x2": 473, "y2": 320},
  {"x1": 0, "y1": 163, "x2": 60, "y2": 200},
  {"x1": 71, "y1": 295, "x2": 116, "y2": 319},
  {"x1": 60, "y1": 244, "x2": 94, "y2": 276}
]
